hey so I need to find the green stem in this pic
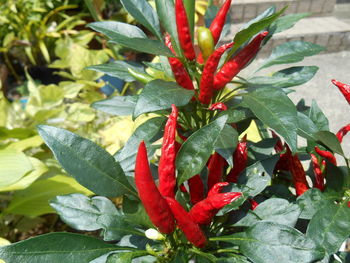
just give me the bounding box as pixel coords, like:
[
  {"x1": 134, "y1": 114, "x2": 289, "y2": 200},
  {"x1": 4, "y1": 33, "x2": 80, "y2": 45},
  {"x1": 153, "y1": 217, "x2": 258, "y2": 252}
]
[
  {"x1": 4, "y1": 53, "x2": 21, "y2": 83},
  {"x1": 183, "y1": 0, "x2": 195, "y2": 40},
  {"x1": 216, "y1": 248, "x2": 240, "y2": 254}
]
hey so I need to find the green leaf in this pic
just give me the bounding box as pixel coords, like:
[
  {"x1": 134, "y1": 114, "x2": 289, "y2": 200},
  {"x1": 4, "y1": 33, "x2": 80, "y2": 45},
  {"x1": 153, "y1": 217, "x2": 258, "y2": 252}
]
[
  {"x1": 297, "y1": 189, "x2": 333, "y2": 220},
  {"x1": 92, "y1": 96, "x2": 138, "y2": 116},
  {"x1": 242, "y1": 87, "x2": 298, "y2": 152},
  {"x1": 88, "y1": 22, "x2": 173, "y2": 57},
  {"x1": 115, "y1": 117, "x2": 166, "y2": 173},
  {"x1": 258, "y1": 41, "x2": 325, "y2": 71},
  {"x1": 120, "y1": 0, "x2": 161, "y2": 40},
  {"x1": 50, "y1": 194, "x2": 139, "y2": 241},
  {"x1": 236, "y1": 198, "x2": 301, "y2": 227},
  {"x1": 133, "y1": 80, "x2": 194, "y2": 118},
  {"x1": 247, "y1": 66, "x2": 318, "y2": 89},
  {"x1": 215, "y1": 125, "x2": 238, "y2": 167},
  {"x1": 106, "y1": 251, "x2": 150, "y2": 263},
  {"x1": 87, "y1": 61, "x2": 145, "y2": 82},
  {"x1": 297, "y1": 112, "x2": 319, "y2": 141},
  {"x1": 38, "y1": 125, "x2": 136, "y2": 198},
  {"x1": 4, "y1": 175, "x2": 92, "y2": 217},
  {"x1": 176, "y1": 116, "x2": 228, "y2": 185},
  {"x1": 0, "y1": 149, "x2": 33, "y2": 188},
  {"x1": 307, "y1": 203, "x2": 350, "y2": 255},
  {"x1": 218, "y1": 108, "x2": 254, "y2": 124},
  {"x1": 227, "y1": 7, "x2": 286, "y2": 57},
  {"x1": 308, "y1": 100, "x2": 329, "y2": 131},
  {"x1": 0, "y1": 232, "x2": 126, "y2": 263},
  {"x1": 314, "y1": 131, "x2": 344, "y2": 156},
  {"x1": 271, "y1": 13, "x2": 310, "y2": 34},
  {"x1": 213, "y1": 222, "x2": 325, "y2": 263}
]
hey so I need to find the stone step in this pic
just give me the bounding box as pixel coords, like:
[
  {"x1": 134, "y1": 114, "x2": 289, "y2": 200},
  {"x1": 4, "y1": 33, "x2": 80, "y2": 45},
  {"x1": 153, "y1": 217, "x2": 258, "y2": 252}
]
[
  {"x1": 226, "y1": 16, "x2": 350, "y2": 55},
  {"x1": 229, "y1": 0, "x2": 336, "y2": 23}
]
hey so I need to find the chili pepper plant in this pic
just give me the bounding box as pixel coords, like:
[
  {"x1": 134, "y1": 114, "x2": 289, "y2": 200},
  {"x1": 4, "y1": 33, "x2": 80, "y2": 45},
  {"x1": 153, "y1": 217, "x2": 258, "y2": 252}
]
[{"x1": 1, "y1": 0, "x2": 350, "y2": 262}]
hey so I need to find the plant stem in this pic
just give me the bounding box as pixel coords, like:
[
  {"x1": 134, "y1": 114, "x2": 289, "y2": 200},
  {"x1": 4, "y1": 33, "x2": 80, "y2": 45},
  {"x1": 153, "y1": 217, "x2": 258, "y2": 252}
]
[{"x1": 183, "y1": 0, "x2": 195, "y2": 40}]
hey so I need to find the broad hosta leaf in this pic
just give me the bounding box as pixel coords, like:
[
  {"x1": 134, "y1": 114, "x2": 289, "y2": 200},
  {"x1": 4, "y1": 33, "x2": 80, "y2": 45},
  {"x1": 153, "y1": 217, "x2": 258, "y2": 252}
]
[
  {"x1": 297, "y1": 189, "x2": 333, "y2": 220},
  {"x1": 307, "y1": 203, "x2": 350, "y2": 255},
  {"x1": 87, "y1": 61, "x2": 145, "y2": 82},
  {"x1": 176, "y1": 116, "x2": 228, "y2": 185},
  {"x1": 0, "y1": 232, "x2": 125, "y2": 263},
  {"x1": 247, "y1": 66, "x2": 318, "y2": 89},
  {"x1": 115, "y1": 117, "x2": 166, "y2": 173},
  {"x1": 50, "y1": 194, "x2": 139, "y2": 241},
  {"x1": 213, "y1": 222, "x2": 325, "y2": 263},
  {"x1": 120, "y1": 0, "x2": 161, "y2": 39},
  {"x1": 0, "y1": 149, "x2": 33, "y2": 188},
  {"x1": 88, "y1": 22, "x2": 173, "y2": 57},
  {"x1": 236, "y1": 198, "x2": 301, "y2": 227},
  {"x1": 133, "y1": 80, "x2": 194, "y2": 118},
  {"x1": 242, "y1": 87, "x2": 298, "y2": 152},
  {"x1": 314, "y1": 131, "x2": 344, "y2": 156},
  {"x1": 4, "y1": 175, "x2": 92, "y2": 217},
  {"x1": 271, "y1": 13, "x2": 310, "y2": 34},
  {"x1": 308, "y1": 100, "x2": 329, "y2": 131},
  {"x1": 38, "y1": 125, "x2": 136, "y2": 198},
  {"x1": 258, "y1": 41, "x2": 325, "y2": 71},
  {"x1": 297, "y1": 112, "x2": 319, "y2": 141},
  {"x1": 92, "y1": 96, "x2": 138, "y2": 116}
]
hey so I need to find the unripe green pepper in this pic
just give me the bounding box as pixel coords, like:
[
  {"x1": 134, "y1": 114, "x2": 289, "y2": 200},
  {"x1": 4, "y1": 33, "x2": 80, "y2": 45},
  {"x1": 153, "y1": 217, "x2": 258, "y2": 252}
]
[
  {"x1": 127, "y1": 68, "x2": 154, "y2": 84},
  {"x1": 197, "y1": 27, "x2": 215, "y2": 62}
]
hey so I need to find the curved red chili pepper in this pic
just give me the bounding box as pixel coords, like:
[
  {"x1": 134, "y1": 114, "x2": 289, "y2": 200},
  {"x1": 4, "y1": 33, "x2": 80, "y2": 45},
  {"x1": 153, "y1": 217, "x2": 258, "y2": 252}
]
[
  {"x1": 249, "y1": 199, "x2": 259, "y2": 210},
  {"x1": 159, "y1": 105, "x2": 178, "y2": 198},
  {"x1": 336, "y1": 123, "x2": 350, "y2": 143},
  {"x1": 188, "y1": 175, "x2": 205, "y2": 205},
  {"x1": 214, "y1": 31, "x2": 268, "y2": 90},
  {"x1": 208, "y1": 182, "x2": 229, "y2": 196},
  {"x1": 310, "y1": 154, "x2": 325, "y2": 191},
  {"x1": 199, "y1": 42, "x2": 234, "y2": 104},
  {"x1": 165, "y1": 197, "x2": 207, "y2": 248},
  {"x1": 314, "y1": 146, "x2": 337, "y2": 166},
  {"x1": 226, "y1": 135, "x2": 248, "y2": 183},
  {"x1": 332, "y1": 79, "x2": 350, "y2": 104},
  {"x1": 165, "y1": 34, "x2": 194, "y2": 90},
  {"x1": 135, "y1": 141, "x2": 175, "y2": 234},
  {"x1": 207, "y1": 152, "x2": 226, "y2": 191},
  {"x1": 175, "y1": 0, "x2": 196, "y2": 61},
  {"x1": 189, "y1": 192, "x2": 242, "y2": 225},
  {"x1": 209, "y1": 102, "x2": 228, "y2": 111},
  {"x1": 209, "y1": 0, "x2": 232, "y2": 44}
]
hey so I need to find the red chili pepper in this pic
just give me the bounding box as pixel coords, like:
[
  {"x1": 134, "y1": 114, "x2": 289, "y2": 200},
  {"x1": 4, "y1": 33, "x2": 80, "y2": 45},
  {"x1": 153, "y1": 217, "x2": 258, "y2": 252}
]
[
  {"x1": 214, "y1": 31, "x2": 268, "y2": 90},
  {"x1": 189, "y1": 192, "x2": 242, "y2": 225},
  {"x1": 159, "y1": 105, "x2": 178, "y2": 199},
  {"x1": 199, "y1": 42, "x2": 234, "y2": 104},
  {"x1": 274, "y1": 151, "x2": 290, "y2": 172},
  {"x1": 336, "y1": 123, "x2": 350, "y2": 143},
  {"x1": 310, "y1": 154, "x2": 325, "y2": 191},
  {"x1": 209, "y1": 102, "x2": 228, "y2": 111},
  {"x1": 165, "y1": 197, "x2": 207, "y2": 248},
  {"x1": 207, "y1": 152, "x2": 226, "y2": 191},
  {"x1": 226, "y1": 136, "x2": 248, "y2": 183},
  {"x1": 249, "y1": 199, "x2": 259, "y2": 210},
  {"x1": 175, "y1": 0, "x2": 196, "y2": 61},
  {"x1": 135, "y1": 141, "x2": 175, "y2": 234},
  {"x1": 188, "y1": 174, "x2": 205, "y2": 205},
  {"x1": 209, "y1": 0, "x2": 232, "y2": 44},
  {"x1": 165, "y1": 34, "x2": 194, "y2": 90},
  {"x1": 314, "y1": 146, "x2": 337, "y2": 166},
  {"x1": 285, "y1": 147, "x2": 309, "y2": 196},
  {"x1": 271, "y1": 131, "x2": 284, "y2": 153},
  {"x1": 332, "y1": 79, "x2": 350, "y2": 104},
  {"x1": 208, "y1": 182, "x2": 229, "y2": 196}
]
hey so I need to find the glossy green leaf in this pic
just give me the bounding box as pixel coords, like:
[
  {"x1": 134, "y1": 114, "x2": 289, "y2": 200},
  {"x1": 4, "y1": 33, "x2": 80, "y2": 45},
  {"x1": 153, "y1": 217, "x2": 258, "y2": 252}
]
[
  {"x1": 297, "y1": 189, "x2": 333, "y2": 220},
  {"x1": 314, "y1": 131, "x2": 344, "y2": 155},
  {"x1": 247, "y1": 66, "x2": 318, "y2": 89},
  {"x1": 176, "y1": 116, "x2": 228, "y2": 185},
  {"x1": 297, "y1": 112, "x2": 319, "y2": 141},
  {"x1": 308, "y1": 100, "x2": 329, "y2": 131},
  {"x1": 218, "y1": 108, "x2": 254, "y2": 124},
  {"x1": 243, "y1": 87, "x2": 298, "y2": 152},
  {"x1": 0, "y1": 233, "x2": 125, "y2": 263},
  {"x1": 88, "y1": 22, "x2": 173, "y2": 56},
  {"x1": 0, "y1": 149, "x2": 33, "y2": 188},
  {"x1": 38, "y1": 125, "x2": 136, "y2": 198},
  {"x1": 307, "y1": 203, "x2": 350, "y2": 255},
  {"x1": 133, "y1": 80, "x2": 194, "y2": 118},
  {"x1": 236, "y1": 198, "x2": 301, "y2": 227},
  {"x1": 106, "y1": 251, "x2": 149, "y2": 263},
  {"x1": 87, "y1": 61, "x2": 145, "y2": 82},
  {"x1": 4, "y1": 175, "x2": 92, "y2": 217},
  {"x1": 115, "y1": 117, "x2": 166, "y2": 173},
  {"x1": 213, "y1": 222, "x2": 325, "y2": 263},
  {"x1": 92, "y1": 96, "x2": 138, "y2": 116},
  {"x1": 258, "y1": 41, "x2": 325, "y2": 71},
  {"x1": 215, "y1": 125, "x2": 238, "y2": 167},
  {"x1": 271, "y1": 13, "x2": 310, "y2": 34},
  {"x1": 120, "y1": 0, "x2": 161, "y2": 39}
]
